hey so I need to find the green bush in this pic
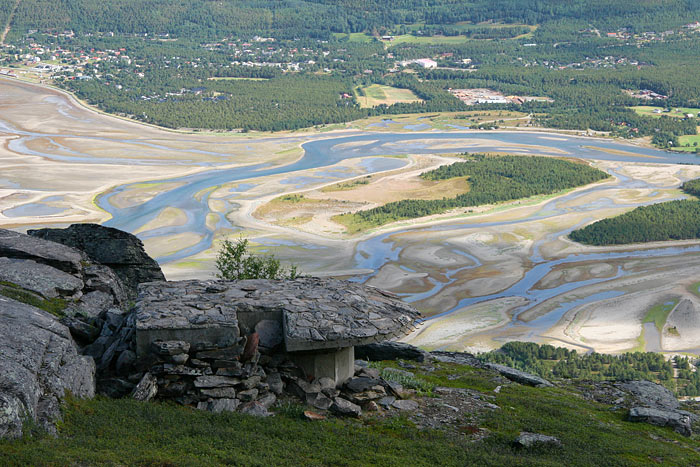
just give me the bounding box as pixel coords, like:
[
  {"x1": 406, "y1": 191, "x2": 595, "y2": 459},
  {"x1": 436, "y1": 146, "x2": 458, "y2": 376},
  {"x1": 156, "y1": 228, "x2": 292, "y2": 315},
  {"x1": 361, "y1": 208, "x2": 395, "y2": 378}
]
[{"x1": 215, "y1": 237, "x2": 298, "y2": 280}]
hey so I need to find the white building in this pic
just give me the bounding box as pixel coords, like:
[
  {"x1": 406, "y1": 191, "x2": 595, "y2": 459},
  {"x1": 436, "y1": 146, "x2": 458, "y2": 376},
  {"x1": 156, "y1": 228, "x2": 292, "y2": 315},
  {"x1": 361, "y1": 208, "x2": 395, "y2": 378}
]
[
  {"x1": 400, "y1": 58, "x2": 438, "y2": 69},
  {"x1": 414, "y1": 58, "x2": 437, "y2": 69}
]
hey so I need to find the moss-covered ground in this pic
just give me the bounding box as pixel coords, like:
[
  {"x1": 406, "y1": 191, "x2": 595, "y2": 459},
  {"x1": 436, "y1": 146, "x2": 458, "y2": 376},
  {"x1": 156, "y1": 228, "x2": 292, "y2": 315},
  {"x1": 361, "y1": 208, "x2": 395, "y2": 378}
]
[{"x1": 0, "y1": 281, "x2": 67, "y2": 317}]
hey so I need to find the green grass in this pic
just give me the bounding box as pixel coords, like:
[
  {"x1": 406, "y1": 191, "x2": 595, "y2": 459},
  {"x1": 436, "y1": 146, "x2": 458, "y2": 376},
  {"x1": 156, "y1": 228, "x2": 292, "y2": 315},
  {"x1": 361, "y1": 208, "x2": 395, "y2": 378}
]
[
  {"x1": 688, "y1": 281, "x2": 700, "y2": 298},
  {"x1": 0, "y1": 282, "x2": 68, "y2": 317},
  {"x1": 672, "y1": 135, "x2": 700, "y2": 152},
  {"x1": 384, "y1": 34, "x2": 469, "y2": 46},
  {"x1": 642, "y1": 300, "x2": 678, "y2": 332},
  {"x1": 355, "y1": 84, "x2": 423, "y2": 108},
  {"x1": 321, "y1": 176, "x2": 371, "y2": 192},
  {"x1": 332, "y1": 32, "x2": 377, "y2": 43},
  {"x1": 378, "y1": 367, "x2": 434, "y2": 395},
  {"x1": 3, "y1": 361, "x2": 700, "y2": 466},
  {"x1": 333, "y1": 211, "x2": 379, "y2": 234},
  {"x1": 207, "y1": 77, "x2": 269, "y2": 81}
]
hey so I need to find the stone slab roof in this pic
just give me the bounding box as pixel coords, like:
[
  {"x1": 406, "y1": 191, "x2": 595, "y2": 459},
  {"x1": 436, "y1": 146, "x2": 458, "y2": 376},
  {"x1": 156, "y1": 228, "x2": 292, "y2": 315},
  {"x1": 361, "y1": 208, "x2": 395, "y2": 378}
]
[
  {"x1": 135, "y1": 281, "x2": 241, "y2": 331},
  {"x1": 134, "y1": 278, "x2": 420, "y2": 352}
]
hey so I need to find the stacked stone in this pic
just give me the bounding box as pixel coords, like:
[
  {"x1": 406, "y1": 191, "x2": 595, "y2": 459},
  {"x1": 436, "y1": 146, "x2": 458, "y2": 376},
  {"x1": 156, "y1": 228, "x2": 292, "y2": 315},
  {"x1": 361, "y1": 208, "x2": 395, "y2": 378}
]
[
  {"x1": 284, "y1": 362, "x2": 420, "y2": 418},
  {"x1": 131, "y1": 336, "x2": 291, "y2": 416}
]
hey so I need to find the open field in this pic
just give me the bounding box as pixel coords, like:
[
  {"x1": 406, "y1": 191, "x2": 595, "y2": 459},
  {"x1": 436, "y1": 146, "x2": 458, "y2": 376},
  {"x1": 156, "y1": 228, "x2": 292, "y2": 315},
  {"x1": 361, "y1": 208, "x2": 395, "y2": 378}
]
[
  {"x1": 631, "y1": 106, "x2": 700, "y2": 119},
  {"x1": 376, "y1": 23, "x2": 537, "y2": 46},
  {"x1": 673, "y1": 135, "x2": 700, "y2": 152},
  {"x1": 382, "y1": 34, "x2": 469, "y2": 46},
  {"x1": 207, "y1": 77, "x2": 269, "y2": 81},
  {"x1": 355, "y1": 84, "x2": 423, "y2": 108},
  {"x1": 331, "y1": 32, "x2": 377, "y2": 43}
]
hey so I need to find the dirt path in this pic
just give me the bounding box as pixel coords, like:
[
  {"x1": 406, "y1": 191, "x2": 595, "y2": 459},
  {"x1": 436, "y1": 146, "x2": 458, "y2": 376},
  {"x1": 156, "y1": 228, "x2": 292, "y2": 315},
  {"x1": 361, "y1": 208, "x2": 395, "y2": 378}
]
[{"x1": 0, "y1": 0, "x2": 21, "y2": 45}]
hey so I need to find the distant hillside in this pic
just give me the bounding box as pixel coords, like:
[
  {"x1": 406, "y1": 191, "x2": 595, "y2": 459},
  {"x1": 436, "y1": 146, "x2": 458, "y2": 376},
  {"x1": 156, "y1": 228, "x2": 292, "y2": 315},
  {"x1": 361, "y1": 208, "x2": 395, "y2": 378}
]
[
  {"x1": 5, "y1": 0, "x2": 700, "y2": 135},
  {"x1": 6, "y1": 0, "x2": 700, "y2": 40}
]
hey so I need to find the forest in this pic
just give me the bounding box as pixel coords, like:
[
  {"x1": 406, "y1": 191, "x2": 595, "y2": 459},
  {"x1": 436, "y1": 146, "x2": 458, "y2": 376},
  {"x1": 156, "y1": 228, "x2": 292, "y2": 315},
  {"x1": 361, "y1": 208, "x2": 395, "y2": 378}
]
[
  {"x1": 341, "y1": 154, "x2": 608, "y2": 229},
  {"x1": 479, "y1": 341, "x2": 700, "y2": 396},
  {"x1": 6, "y1": 0, "x2": 700, "y2": 40},
  {"x1": 569, "y1": 178, "x2": 700, "y2": 245}
]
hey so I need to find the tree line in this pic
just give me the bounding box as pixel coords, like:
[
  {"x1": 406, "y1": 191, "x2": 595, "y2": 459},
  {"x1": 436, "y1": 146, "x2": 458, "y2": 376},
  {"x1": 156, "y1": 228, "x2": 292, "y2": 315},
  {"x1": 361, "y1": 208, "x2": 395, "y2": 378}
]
[
  {"x1": 569, "y1": 178, "x2": 700, "y2": 245},
  {"x1": 479, "y1": 341, "x2": 700, "y2": 396}
]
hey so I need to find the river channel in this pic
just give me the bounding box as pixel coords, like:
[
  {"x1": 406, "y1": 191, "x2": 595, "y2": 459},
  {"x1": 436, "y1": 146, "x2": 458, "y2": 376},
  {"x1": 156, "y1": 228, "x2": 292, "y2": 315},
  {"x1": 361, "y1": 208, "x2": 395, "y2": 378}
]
[
  {"x1": 92, "y1": 132, "x2": 700, "y2": 335},
  {"x1": 3, "y1": 81, "x2": 700, "y2": 350}
]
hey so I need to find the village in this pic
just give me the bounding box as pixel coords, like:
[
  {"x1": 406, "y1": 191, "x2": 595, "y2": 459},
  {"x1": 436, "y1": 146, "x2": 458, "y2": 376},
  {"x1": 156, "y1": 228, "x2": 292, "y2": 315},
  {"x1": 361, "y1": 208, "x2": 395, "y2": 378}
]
[
  {"x1": 0, "y1": 28, "x2": 473, "y2": 84},
  {"x1": 2, "y1": 18, "x2": 698, "y2": 107}
]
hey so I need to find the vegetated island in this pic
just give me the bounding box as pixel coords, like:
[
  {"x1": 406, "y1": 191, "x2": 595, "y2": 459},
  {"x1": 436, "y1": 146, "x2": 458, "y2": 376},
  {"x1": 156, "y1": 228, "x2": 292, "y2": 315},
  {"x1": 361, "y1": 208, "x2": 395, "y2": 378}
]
[
  {"x1": 334, "y1": 154, "x2": 610, "y2": 233},
  {"x1": 569, "y1": 177, "x2": 700, "y2": 245}
]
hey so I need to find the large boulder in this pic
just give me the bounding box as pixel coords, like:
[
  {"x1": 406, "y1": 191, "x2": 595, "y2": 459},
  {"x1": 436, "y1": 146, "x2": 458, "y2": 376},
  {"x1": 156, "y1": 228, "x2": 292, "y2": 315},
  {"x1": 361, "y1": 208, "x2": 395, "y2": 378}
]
[
  {"x1": 0, "y1": 228, "x2": 84, "y2": 274},
  {"x1": 484, "y1": 363, "x2": 554, "y2": 388},
  {"x1": 619, "y1": 381, "x2": 698, "y2": 436},
  {"x1": 0, "y1": 229, "x2": 131, "y2": 398},
  {"x1": 0, "y1": 257, "x2": 127, "y2": 325},
  {"x1": 0, "y1": 229, "x2": 127, "y2": 323},
  {"x1": 28, "y1": 224, "x2": 165, "y2": 298},
  {"x1": 355, "y1": 341, "x2": 430, "y2": 362},
  {"x1": 628, "y1": 407, "x2": 694, "y2": 437},
  {"x1": 0, "y1": 257, "x2": 84, "y2": 300},
  {"x1": 0, "y1": 296, "x2": 95, "y2": 439},
  {"x1": 618, "y1": 380, "x2": 679, "y2": 410}
]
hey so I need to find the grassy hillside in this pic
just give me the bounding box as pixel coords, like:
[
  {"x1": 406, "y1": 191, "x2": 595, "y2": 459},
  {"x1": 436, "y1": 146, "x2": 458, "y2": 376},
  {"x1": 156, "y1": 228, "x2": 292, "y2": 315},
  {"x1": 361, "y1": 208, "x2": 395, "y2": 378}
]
[{"x1": 2, "y1": 358, "x2": 699, "y2": 466}]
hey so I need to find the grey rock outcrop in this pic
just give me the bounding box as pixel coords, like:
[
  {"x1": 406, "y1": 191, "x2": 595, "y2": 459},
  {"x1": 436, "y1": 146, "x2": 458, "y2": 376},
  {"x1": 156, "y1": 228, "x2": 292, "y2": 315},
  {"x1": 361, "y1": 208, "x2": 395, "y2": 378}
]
[
  {"x1": 618, "y1": 380, "x2": 679, "y2": 410},
  {"x1": 29, "y1": 223, "x2": 165, "y2": 298},
  {"x1": 628, "y1": 407, "x2": 694, "y2": 436},
  {"x1": 0, "y1": 228, "x2": 84, "y2": 274},
  {"x1": 355, "y1": 341, "x2": 430, "y2": 363},
  {"x1": 430, "y1": 351, "x2": 482, "y2": 367},
  {"x1": 484, "y1": 363, "x2": 554, "y2": 387},
  {"x1": 0, "y1": 257, "x2": 84, "y2": 299},
  {"x1": 617, "y1": 381, "x2": 697, "y2": 436},
  {"x1": 514, "y1": 432, "x2": 562, "y2": 448},
  {"x1": 0, "y1": 297, "x2": 95, "y2": 439},
  {"x1": 0, "y1": 228, "x2": 127, "y2": 327}
]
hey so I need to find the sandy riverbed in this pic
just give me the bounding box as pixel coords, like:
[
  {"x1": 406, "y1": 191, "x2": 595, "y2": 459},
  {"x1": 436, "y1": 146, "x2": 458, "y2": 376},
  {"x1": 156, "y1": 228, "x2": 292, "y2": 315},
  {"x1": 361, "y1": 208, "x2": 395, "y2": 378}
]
[{"x1": 4, "y1": 76, "x2": 700, "y2": 355}]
